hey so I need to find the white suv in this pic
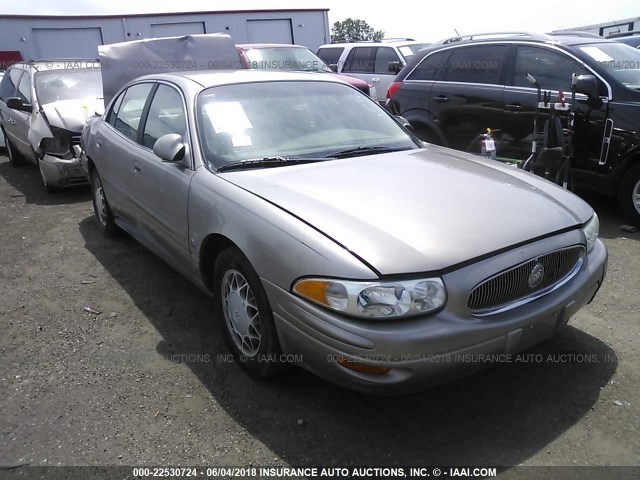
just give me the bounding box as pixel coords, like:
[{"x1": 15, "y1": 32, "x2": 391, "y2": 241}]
[{"x1": 316, "y1": 39, "x2": 430, "y2": 102}]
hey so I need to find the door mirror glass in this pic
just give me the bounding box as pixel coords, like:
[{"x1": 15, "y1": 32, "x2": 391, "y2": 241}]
[{"x1": 153, "y1": 133, "x2": 185, "y2": 162}]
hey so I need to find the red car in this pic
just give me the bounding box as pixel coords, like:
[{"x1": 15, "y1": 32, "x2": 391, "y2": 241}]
[{"x1": 236, "y1": 43, "x2": 375, "y2": 98}]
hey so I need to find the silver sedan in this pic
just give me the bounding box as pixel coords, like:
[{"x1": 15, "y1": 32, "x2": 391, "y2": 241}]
[{"x1": 81, "y1": 70, "x2": 607, "y2": 393}]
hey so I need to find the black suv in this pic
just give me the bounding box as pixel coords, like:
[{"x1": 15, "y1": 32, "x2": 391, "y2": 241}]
[{"x1": 386, "y1": 32, "x2": 640, "y2": 224}]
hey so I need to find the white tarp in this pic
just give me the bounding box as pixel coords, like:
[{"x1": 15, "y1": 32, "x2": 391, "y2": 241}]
[{"x1": 98, "y1": 33, "x2": 242, "y2": 105}]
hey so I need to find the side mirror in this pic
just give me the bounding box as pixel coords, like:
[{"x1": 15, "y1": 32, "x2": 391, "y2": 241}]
[
  {"x1": 574, "y1": 74, "x2": 600, "y2": 103},
  {"x1": 153, "y1": 133, "x2": 185, "y2": 162},
  {"x1": 6, "y1": 97, "x2": 32, "y2": 113},
  {"x1": 388, "y1": 61, "x2": 403, "y2": 74},
  {"x1": 328, "y1": 63, "x2": 338, "y2": 72}
]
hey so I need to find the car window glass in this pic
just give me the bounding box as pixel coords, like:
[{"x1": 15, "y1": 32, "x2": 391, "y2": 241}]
[
  {"x1": 374, "y1": 47, "x2": 401, "y2": 74},
  {"x1": 316, "y1": 47, "x2": 344, "y2": 70},
  {"x1": 0, "y1": 68, "x2": 22, "y2": 100},
  {"x1": 442, "y1": 45, "x2": 506, "y2": 84},
  {"x1": 142, "y1": 84, "x2": 187, "y2": 150},
  {"x1": 408, "y1": 50, "x2": 450, "y2": 81},
  {"x1": 197, "y1": 81, "x2": 416, "y2": 168},
  {"x1": 17, "y1": 73, "x2": 31, "y2": 104},
  {"x1": 107, "y1": 92, "x2": 125, "y2": 127},
  {"x1": 514, "y1": 46, "x2": 590, "y2": 91},
  {"x1": 343, "y1": 47, "x2": 375, "y2": 73},
  {"x1": 113, "y1": 83, "x2": 153, "y2": 142}
]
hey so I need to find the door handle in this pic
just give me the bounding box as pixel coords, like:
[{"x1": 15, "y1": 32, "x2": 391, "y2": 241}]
[
  {"x1": 371, "y1": 78, "x2": 380, "y2": 83},
  {"x1": 505, "y1": 104, "x2": 522, "y2": 111},
  {"x1": 133, "y1": 161, "x2": 141, "y2": 174},
  {"x1": 95, "y1": 140, "x2": 102, "y2": 148},
  {"x1": 432, "y1": 95, "x2": 448, "y2": 103}
]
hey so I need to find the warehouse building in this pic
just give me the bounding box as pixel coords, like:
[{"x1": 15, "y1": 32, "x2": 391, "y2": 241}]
[
  {"x1": 0, "y1": 9, "x2": 330, "y2": 66},
  {"x1": 553, "y1": 16, "x2": 640, "y2": 37}
]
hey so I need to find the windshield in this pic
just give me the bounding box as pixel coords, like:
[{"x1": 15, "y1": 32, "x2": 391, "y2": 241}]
[
  {"x1": 398, "y1": 44, "x2": 431, "y2": 59},
  {"x1": 196, "y1": 81, "x2": 417, "y2": 169},
  {"x1": 244, "y1": 47, "x2": 333, "y2": 73},
  {"x1": 579, "y1": 42, "x2": 640, "y2": 90},
  {"x1": 34, "y1": 69, "x2": 103, "y2": 105}
]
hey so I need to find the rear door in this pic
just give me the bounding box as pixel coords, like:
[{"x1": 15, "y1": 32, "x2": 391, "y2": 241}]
[
  {"x1": 92, "y1": 82, "x2": 154, "y2": 225},
  {"x1": 428, "y1": 44, "x2": 508, "y2": 152},
  {"x1": 341, "y1": 46, "x2": 403, "y2": 102}
]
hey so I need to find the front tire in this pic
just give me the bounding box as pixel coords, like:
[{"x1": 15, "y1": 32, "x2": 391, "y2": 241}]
[
  {"x1": 91, "y1": 168, "x2": 119, "y2": 236},
  {"x1": 619, "y1": 162, "x2": 640, "y2": 226},
  {"x1": 213, "y1": 247, "x2": 284, "y2": 378}
]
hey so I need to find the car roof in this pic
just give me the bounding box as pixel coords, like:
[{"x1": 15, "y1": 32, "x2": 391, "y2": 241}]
[
  {"x1": 431, "y1": 31, "x2": 612, "y2": 48},
  {"x1": 136, "y1": 69, "x2": 344, "y2": 88},
  {"x1": 237, "y1": 43, "x2": 306, "y2": 50},
  {"x1": 319, "y1": 40, "x2": 426, "y2": 48}
]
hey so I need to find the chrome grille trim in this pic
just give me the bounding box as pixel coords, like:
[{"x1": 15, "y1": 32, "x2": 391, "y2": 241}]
[{"x1": 468, "y1": 245, "x2": 585, "y2": 316}]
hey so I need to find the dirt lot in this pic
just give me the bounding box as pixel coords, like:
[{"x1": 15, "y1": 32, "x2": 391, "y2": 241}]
[{"x1": 0, "y1": 154, "x2": 638, "y2": 478}]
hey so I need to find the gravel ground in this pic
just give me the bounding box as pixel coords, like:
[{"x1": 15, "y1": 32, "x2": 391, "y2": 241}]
[{"x1": 0, "y1": 154, "x2": 638, "y2": 478}]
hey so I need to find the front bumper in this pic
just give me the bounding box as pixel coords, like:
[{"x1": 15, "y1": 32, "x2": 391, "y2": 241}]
[
  {"x1": 264, "y1": 232, "x2": 608, "y2": 394},
  {"x1": 39, "y1": 146, "x2": 89, "y2": 187}
]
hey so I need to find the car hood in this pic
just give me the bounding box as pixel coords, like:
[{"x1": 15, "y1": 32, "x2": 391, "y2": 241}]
[
  {"x1": 222, "y1": 146, "x2": 593, "y2": 275},
  {"x1": 41, "y1": 98, "x2": 104, "y2": 133}
]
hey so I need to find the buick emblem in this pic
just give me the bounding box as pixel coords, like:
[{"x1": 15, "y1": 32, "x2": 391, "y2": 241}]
[{"x1": 528, "y1": 263, "x2": 545, "y2": 288}]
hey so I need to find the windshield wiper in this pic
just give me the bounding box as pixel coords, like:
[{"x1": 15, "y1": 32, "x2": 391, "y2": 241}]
[
  {"x1": 217, "y1": 156, "x2": 323, "y2": 172},
  {"x1": 324, "y1": 146, "x2": 408, "y2": 159}
]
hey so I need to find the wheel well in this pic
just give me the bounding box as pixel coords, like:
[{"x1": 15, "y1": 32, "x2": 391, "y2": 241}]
[{"x1": 199, "y1": 234, "x2": 237, "y2": 291}]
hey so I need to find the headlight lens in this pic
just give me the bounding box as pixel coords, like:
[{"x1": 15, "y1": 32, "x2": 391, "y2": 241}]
[
  {"x1": 582, "y1": 213, "x2": 599, "y2": 252},
  {"x1": 293, "y1": 277, "x2": 447, "y2": 318}
]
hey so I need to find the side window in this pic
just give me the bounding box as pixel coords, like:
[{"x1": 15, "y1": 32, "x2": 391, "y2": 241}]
[
  {"x1": 112, "y1": 83, "x2": 153, "y2": 142},
  {"x1": 343, "y1": 47, "x2": 375, "y2": 73},
  {"x1": 316, "y1": 47, "x2": 344, "y2": 71},
  {"x1": 408, "y1": 50, "x2": 450, "y2": 81},
  {"x1": 0, "y1": 68, "x2": 22, "y2": 100},
  {"x1": 107, "y1": 92, "x2": 125, "y2": 126},
  {"x1": 442, "y1": 45, "x2": 506, "y2": 84},
  {"x1": 374, "y1": 47, "x2": 401, "y2": 74},
  {"x1": 142, "y1": 85, "x2": 187, "y2": 149},
  {"x1": 513, "y1": 46, "x2": 591, "y2": 92},
  {"x1": 17, "y1": 74, "x2": 31, "y2": 104}
]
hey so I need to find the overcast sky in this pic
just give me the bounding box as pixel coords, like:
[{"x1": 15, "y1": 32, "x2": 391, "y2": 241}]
[{"x1": 0, "y1": 0, "x2": 638, "y2": 41}]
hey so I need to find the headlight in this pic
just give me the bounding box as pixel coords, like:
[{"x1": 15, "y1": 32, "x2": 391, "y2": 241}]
[
  {"x1": 582, "y1": 213, "x2": 599, "y2": 252},
  {"x1": 292, "y1": 277, "x2": 447, "y2": 318}
]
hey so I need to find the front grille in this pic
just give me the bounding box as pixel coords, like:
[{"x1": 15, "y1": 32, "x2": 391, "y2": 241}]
[
  {"x1": 71, "y1": 135, "x2": 81, "y2": 146},
  {"x1": 468, "y1": 246, "x2": 585, "y2": 315}
]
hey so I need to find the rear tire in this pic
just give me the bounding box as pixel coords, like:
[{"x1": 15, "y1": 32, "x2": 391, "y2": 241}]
[
  {"x1": 3, "y1": 130, "x2": 25, "y2": 167},
  {"x1": 90, "y1": 168, "x2": 119, "y2": 236},
  {"x1": 618, "y1": 162, "x2": 640, "y2": 226},
  {"x1": 213, "y1": 247, "x2": 285, "y2": 378}
]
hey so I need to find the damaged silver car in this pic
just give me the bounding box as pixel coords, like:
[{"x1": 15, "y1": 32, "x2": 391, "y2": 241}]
[{"x1": 0, "y1": 60, "x2": 103, "y2": 190}]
